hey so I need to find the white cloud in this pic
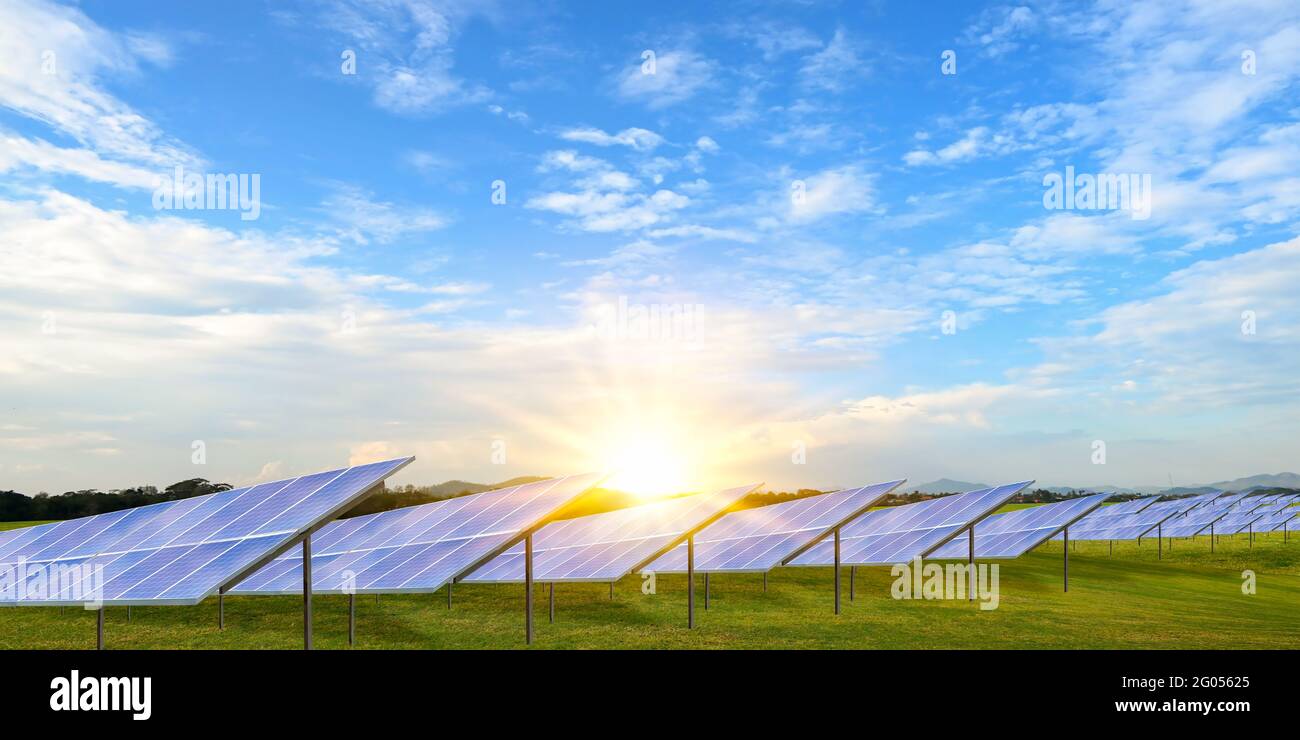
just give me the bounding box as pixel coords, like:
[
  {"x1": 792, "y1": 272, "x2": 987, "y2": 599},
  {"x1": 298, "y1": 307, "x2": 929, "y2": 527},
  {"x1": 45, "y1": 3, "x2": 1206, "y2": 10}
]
[
  {"x1": 800, "y1": 28, "x2": 863, "y2": 92},
  {"x1": 559, "y1": 127, "x2": 664, "y2": 151},
  {"x1": 788, "y1": 166, "x2": 877, "y2": 222},
  {"x1": 615, "y1": 50, "x2": 714, "y2": 109},
  {"x1": 320, "y1": 185, "x2": 447, "y2": 244},
  {"x1": 0, "y1": 134, "x2": 159, "y2": 189}
]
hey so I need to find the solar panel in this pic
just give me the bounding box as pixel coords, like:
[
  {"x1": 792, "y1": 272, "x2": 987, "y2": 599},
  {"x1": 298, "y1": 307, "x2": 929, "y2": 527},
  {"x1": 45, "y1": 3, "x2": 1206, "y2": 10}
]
[
  {"x1": 1206, "y1": 509, "x2": 1266, "y2": 536},
  {"x1": 787, "y1": 481, "x2": 1033, "y2": 567},
  {"x1": 927, "y1": 493, "x2": 1109, "y2": 559},
  {"x1": 1060, "y1": 494, "x2": 1212, "y2": 541},
  {"x1": 1254, "y1": 507, "x2": 1300, "y2": 532},
  {"x1": 641, "y1": 480, "x2": 907, "y2": 574},
  {"x1": 1084, "y1": 496, "x2": 1156, "y2": 520},
  {"x1": 462, "y1": 484, "x2": 759, "y2": 583},
  {"x1": 229, "y1": 473, "x2": 603, "y2": 595},
  {"x1": 0, "y1": 457, "x2": 413, "y2": 606},
  {"x1": 1159, "y1": 505, "x2": 1233, "y2": 538}
]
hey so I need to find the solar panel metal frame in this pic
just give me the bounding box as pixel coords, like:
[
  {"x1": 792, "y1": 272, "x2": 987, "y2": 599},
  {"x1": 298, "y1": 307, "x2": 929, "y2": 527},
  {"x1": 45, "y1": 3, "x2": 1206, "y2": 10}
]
[
  {"x1": 1158, "y1": 504, "x2": 1235, "y2": 538},
  {"x1": 0, "y1": 457, "x2": 414, "y2": 608},
  {"x1": 926, "y1": 493, "x2": 1110, "y2": 560},
  {"x1": 639, "y1": 479, "x2": 908, "y2": 575},
  {"x1": 228, "y1": 473, "x2": 606, "y2": 596},
  {"x1": 785, "y1": 480, "x2": 1034, "y2": 567},
  {"x1": 462, "y1": 483, "x2": 761, "y2": 584}
]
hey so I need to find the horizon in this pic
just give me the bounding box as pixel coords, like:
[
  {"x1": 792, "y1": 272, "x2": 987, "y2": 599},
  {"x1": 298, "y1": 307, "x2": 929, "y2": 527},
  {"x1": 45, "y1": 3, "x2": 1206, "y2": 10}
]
[{"x1": 3, "y1": 1, "x2": 1300, "y2": 496}]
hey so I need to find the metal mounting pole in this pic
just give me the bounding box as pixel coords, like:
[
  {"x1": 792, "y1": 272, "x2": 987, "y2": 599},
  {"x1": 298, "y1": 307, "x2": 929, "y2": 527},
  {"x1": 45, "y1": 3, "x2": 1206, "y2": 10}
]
[
  {"x1": 763, "y1": 572, "x2": 767, "y2": 592},
  {"x1": 833, "y1": 527, "x2": 841, "y2": 615},
  {"x1": 704, "y1": 573, "x2": 710, "y2": 609},
  {"x1": 446, "y1": 582, "x2": 452, "y2": 609},
  {"x1": 96, "y1": 607, "x2": 104, "y2": 650},
  {"x1": 968, "y1": 526, "x2": 975, "y2": 601},
  {"x1": 850, "y1": 565, "x2": 855, "y2": 602},
  {"x1": 609, "y1": 582, "x2": 614, "y2": 600},
  {"x1": 348, "y1": 593, "x2": 355, "y2": 646},
  {"x1": 1211, "y1": 524, "x2": 1215, "y2": 553},
  {"x1": 127, "y1": 605, "x2": 132, "y2": 622},
  {"x1": 1157, "y1": 524, "x2": 1162, "y2": 560},
  {"x1": 549, "y1": 582, "x2": 555, "y2": 623},
  {"x1": 525, "y1": 532, "x2": 534, "y2": 645},
  {"x1": 687, "y1": 535, "x2": 695, "y2": 629},
  {"x1": 1109, "y1": 539, "x2": 1113, "y2": 556},
  {"x1": 1249, "y1": 524, "x2": 1253, "y2": 548},
  {"x1": 303, "y1": 535, "x2": 312, "y2": 651},
  {"x1": 1063, "y1": 527, "x2": 1069, "y2": 592},
  {"x1": 218, "y1": 593, "x2": 224, "y2": 630}
]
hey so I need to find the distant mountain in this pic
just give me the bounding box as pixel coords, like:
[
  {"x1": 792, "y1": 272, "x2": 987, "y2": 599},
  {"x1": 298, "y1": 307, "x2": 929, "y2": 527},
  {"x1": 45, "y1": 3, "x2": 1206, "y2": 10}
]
[
  {"x1": 1204, "y1": 473, "x2": 1300, "y2": 491},
  {"x1": 1158, "y1": 486, "x2": 1221, "y2": 497},
  {"x1": 909, "y1": 479, "x2": 988, "y2": 494}
]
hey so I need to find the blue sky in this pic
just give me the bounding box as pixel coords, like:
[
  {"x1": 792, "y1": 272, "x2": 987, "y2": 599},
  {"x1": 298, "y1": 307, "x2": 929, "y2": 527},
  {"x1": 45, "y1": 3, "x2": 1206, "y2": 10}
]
[{"x1": 3, "y1": 0, "x2": 1300, "y2": 495}]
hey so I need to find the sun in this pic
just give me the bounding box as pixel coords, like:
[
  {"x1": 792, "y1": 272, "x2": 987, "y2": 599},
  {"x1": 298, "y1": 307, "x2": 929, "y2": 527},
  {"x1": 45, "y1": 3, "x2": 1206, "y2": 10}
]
[{"x1": 601, "y1": 432, "x2": 693, "y2": 499}]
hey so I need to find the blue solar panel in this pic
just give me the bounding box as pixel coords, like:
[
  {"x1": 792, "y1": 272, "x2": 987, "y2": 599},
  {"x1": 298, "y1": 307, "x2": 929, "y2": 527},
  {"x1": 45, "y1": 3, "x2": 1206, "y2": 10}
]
[
  {"x1": 1060, "y1": 493, "x2": 1213, "y2": 541},
  {"x1": 1254, "y1": 507, "x2": 1299, "y2": 532},
  {"x1": 0, "y1": 457, "x2": 413, "y2": 606},
  {"x1": 788, "y1": 481, "x2": 1032, "y2": 566},
  {"x1": 642, "y1": 480, "x2": 907, "y2": 574},
  {"x1": 1084, "y1": 497, "x2": 1156, "y2": 520},
  {"x1": 927, "y1": 493, "x2": 1109, "y2": 559},
  {"x1": 463, "y1": 484, "x2": 758, "y2": 583},
  {"x1": 1160, "y1": 505, "x2": 1233, "y2": 538},
  {"x1": 229, "y1": 473, "x2": 604, "y2": 595}
]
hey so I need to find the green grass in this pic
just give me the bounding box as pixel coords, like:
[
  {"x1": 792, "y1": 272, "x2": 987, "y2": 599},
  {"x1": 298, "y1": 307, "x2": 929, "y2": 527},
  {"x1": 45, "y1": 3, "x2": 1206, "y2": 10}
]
[{"x1": 2, "y1": 518, "x2": 1298, "y2": 649}]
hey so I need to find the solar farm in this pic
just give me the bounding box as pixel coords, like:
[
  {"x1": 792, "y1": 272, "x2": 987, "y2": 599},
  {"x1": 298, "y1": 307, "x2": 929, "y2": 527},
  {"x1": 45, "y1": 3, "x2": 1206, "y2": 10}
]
[{"x1": 2, "y1": 458, "x2": 1299, "y2": 650}]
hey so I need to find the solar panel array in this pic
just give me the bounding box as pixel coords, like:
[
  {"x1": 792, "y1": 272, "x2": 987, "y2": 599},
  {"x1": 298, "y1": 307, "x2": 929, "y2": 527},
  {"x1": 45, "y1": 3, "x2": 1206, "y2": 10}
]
[
  {"x1": 927, "y1": 493, "x2": 1109, "y2": 559},
  {"x1": 0, "y1": 457, "x2": 413, "y2": 606},
  {"x1": 1254, "y1": 507, "x2": 1300, "y2": 532},
  {"x1": 1207, "y1": 509, "x2": 1267, "y2": 536},
  {"x1": 1159, "y1": 504, "x2": 1233, "y2": 538},
  {"x1": 787, "y1": 481, "x2": 1033, "y2": 566},
  {"x1": 229, "y1": 473, "x2": 603, "y2": 595},
  {"x1": 1085, "y1": 496, "x2": 1156, "y2": 520},
  {"x1": 1061, "y1": 493, "x2": 1214, "y2": 541},
  {"x1": 642, "y1": 480, "x2": 906, "y2": 574},
  {"x1": 463, "y1": 483, "x2": 758, "y2": 583}
]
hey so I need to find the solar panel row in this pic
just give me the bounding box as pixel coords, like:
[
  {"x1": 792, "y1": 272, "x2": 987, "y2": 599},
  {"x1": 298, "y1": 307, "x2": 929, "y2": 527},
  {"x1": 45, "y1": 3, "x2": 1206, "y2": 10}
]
[
  {"x1": 0, "y1": 458, "x2": 413, "y2": 607},
  {"x1": 927, "y1": 492, "x2": 1109, "y2": 559},
  {"x1": 788, "y1": 481, "x2": 1034, "y2": 566}
]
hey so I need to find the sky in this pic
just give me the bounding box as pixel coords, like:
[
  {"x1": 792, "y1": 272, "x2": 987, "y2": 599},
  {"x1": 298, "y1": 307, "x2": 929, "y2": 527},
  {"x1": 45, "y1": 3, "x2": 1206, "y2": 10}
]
[{"x1": 2, "y1": 0, "x2": 1299, "y2": 496}]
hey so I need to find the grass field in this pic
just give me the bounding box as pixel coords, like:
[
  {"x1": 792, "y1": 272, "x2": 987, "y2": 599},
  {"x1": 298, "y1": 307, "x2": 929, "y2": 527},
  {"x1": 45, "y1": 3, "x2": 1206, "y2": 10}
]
[{"x1": 3, "y1": 517, "x2": 1299, "y2": 649}]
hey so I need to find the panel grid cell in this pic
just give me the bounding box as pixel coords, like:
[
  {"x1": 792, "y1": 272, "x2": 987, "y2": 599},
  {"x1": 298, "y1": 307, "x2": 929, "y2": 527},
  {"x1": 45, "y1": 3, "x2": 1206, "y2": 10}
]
[{"x1": 927, "y1": 493, "x2": 1109, "y2": 559}]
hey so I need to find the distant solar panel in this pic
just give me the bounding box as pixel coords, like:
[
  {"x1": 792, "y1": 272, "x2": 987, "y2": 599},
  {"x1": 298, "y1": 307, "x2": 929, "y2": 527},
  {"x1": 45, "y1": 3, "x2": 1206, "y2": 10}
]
[
  {"x1": 787, "y1": 481, "x2": 1033, "y2": 567},
  {"x1": 229, "y1": 473, "x2": 603, "y2": 595},
  {"x1": 1061, "y1": 494, "x2": 1212, "y2": 541},
  {"x1": 642, "y1": 480, "x2": 907, "y2": 574},
  {"x1": 462, "y1": 483, "x2": 758, "y2": 583},
  {"x1": 1084, "y1": 496, "x2": 1157, "y2": 519},
  {"x1": 1207, "y1": 509, "x2": 1266, "y2": 536},
  {"x1": 1159, "y1": 505, "x2": 1232, "y2": 538},
  {"x1": 927, "y1": 493, "x2": 1109, "y2": 559},
  {"x1": 0, "y1": 457, "x2": 413, "y2": 606},
  {"x1": 1254, "y1": 507, "x2": 1300, "y2": 532}
]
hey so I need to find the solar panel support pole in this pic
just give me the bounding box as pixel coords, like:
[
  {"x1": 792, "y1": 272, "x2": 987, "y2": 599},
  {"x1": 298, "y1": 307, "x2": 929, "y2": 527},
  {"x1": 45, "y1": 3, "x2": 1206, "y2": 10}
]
[
  {"x1": 1157, "y1": 524, "x2": 1162, "y2": 560},
  {"x1": 348, "y1": 593, "x2": 355, "y2": 646},
  {"x1": 704, "y1": 573, "x2": 710, "y2": 609},
  {"x1": 833, "y1": 527, "x2": 841, "y2": 615},
  {"x1": 849, "y1": 566, "x2": 855, "y2": 602},
  {"x1": 96, "y1": 607, "x2": 104, "y2": 650},
  {"x1": 127, "y1": 605, "x2": 132, "y2": 622},
  {"x1": 549, "y1": 582, "x2": 555, "y2": 623},
  {"x1": 1210, "y1": 524, "x2": 1215, "y2": 553},
  {"x1": 525, "y1": 532, "x2": 534, "y2": 645},
  {"x1": 687, "y1": 535, "x2": 695, "y2": 629},
  {"x1": 609, "y1": 582, "x2": 614, "y2": 600},
  {"x1": 303, "y1": 534, "x2": 313, "y2": 651},
  {"x1": 763, "y1": 572, "x2": 767, "y2": 592},
  {"x1": 1249, "y1": 524, "x2": 1253, "y2": 547},
  {"x1": 446, "y1": 583, "x2": 451, "y2": 610},
  {"x1": 218, "y1": 592, "x2": 224, "y2": 630},
  {"x1": 968, "y1": 527, "x2": 975, "y2": 602},
  {"x1": 1063, "y1": 527, "x2": 1069, "y2": 592}
]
